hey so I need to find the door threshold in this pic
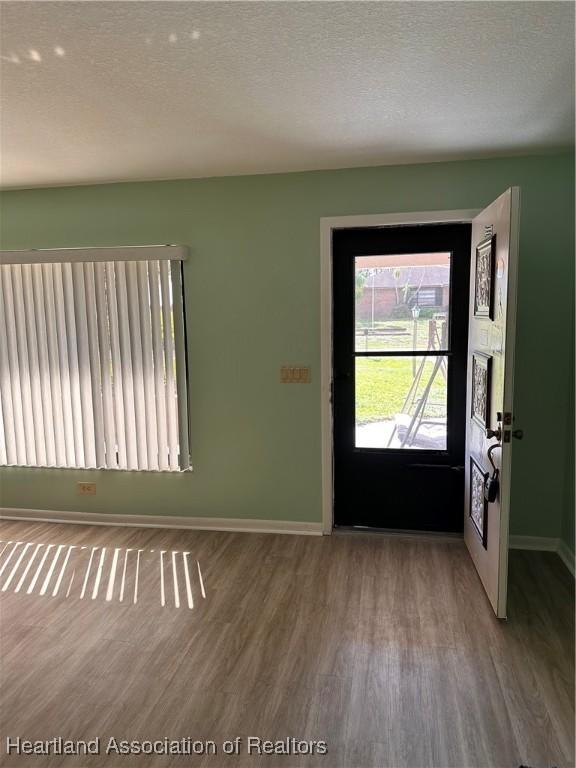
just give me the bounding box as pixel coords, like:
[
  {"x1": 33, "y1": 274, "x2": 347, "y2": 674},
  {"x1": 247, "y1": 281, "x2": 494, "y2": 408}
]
[{"x1": 333, "y1": 525, "x2": 464, "y2": 544}]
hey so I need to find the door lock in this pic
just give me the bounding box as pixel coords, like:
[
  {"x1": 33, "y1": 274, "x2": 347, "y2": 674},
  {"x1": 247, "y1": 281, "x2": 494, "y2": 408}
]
[{"x1": 486, "y1": 425, "x2": 502, "y2": 441}]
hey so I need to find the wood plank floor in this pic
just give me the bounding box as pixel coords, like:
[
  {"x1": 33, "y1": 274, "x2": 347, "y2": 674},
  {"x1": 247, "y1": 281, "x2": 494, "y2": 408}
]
[{"x1": 0, "y1": 521, "x2": 573, "y2": 768}]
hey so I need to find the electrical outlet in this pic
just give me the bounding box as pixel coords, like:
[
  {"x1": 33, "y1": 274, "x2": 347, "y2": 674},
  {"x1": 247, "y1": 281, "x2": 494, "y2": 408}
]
[{"x1": 78, "y1": 482, "x2": 96, "y2": 496}]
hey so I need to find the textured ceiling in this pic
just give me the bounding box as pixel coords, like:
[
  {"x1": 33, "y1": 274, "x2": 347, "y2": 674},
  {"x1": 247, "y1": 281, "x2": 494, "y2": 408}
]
[{"x1": 1, "y1": 1, "x2": 574, "y2": 188}]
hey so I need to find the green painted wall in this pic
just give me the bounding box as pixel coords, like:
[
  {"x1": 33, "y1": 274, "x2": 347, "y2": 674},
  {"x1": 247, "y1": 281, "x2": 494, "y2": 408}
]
[
  {"x1": 0, "y1": 152, "x2": 573, "y2": 536},
  {"x1": 562, "y1": 317, "x2": 575, "y2": 556}
]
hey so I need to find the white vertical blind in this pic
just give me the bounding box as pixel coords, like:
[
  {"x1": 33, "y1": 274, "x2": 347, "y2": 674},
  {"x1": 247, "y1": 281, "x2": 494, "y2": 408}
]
[
  {"x1": 0, "y1": 256, "x2": 189, "y2": 472},
  {"x1": 11, "y1": 266, "x2": 38, "y2": 465},
  {"x1": 30, "y1": 265, "x2": 57, "y2": 466},
  {"x1": 0, "y1": 270, "x2": 23, "y2": 464},
  {"x1": 148, "y1": 261, "x2": 169, "y2": 471},
  {"x1": 41, "y1": 263, "x2": 71, "y2": 466},
  {"x1": 160, "y1": 260, "x2": 180, "y2": 471},
  {"x1": 94, "y1": 264, "x2": 117, "y2": 468},
  {"x1": 137, "y1": 261, "x2": 159, "y2": 470}
]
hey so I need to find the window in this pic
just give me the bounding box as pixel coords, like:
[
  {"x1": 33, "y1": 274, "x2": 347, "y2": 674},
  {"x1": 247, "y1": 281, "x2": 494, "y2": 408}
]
[
  {"x1": 354, "y1": 252, "x2": 451, "y2": 449},
  {"x1": 0, "y1": 247, "x2": 190, "y2": 471},
  {"x1": 407, "y1": 286, "x2": 443, "y2": 307}
]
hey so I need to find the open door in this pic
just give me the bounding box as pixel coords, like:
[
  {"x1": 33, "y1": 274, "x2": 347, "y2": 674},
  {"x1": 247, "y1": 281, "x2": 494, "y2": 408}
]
[{"x1": 464, "y1": 188, "x2": 520, "y2": 618}]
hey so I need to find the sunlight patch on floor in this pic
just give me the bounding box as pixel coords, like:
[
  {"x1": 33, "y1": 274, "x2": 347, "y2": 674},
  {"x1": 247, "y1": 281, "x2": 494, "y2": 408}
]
[{"x1": 0, "y1": 539, "x2": 206, "y2": 610}]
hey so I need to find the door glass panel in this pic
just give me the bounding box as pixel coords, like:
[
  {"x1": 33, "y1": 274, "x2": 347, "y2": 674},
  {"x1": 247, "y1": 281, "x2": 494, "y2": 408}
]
[
  {"x1": 355, "y1": 253, "x2": 451, "y2": 352},
  {"x1": 355, "y1": 356, "x2": 448, "y2": 449}
]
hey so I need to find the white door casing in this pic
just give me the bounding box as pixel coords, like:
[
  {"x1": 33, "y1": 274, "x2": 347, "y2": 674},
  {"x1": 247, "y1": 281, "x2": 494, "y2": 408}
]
[
  {"x1": 464, "y1": 188, "x2": 521, "y2": 618},
  {"x1": 320, "y1": 209, "x2": 480, "y2": 535}
]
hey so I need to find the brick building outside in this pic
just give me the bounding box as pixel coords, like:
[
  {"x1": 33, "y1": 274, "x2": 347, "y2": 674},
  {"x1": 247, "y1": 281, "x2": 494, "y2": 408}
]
[{"x1": 355, "y1": 254, "x2": 450, "y2": 324}]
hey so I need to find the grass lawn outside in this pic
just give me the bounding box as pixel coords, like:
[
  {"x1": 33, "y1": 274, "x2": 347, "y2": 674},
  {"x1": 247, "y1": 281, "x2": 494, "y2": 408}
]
[
  {"x1": 352, "y1": 318, "x2": 449, "y2": 425},
  {"x1": 355, "y1": 352, "x2": 447, "y2": 425}
]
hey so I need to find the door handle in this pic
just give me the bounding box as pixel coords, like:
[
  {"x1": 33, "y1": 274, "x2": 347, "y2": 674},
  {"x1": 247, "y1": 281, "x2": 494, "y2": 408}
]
[
  {"x1": 486, "y1": 425, "x2": 502, "y2": 441},
  {"x1": 512, "y1": 429, "x2": 524, "y2": 440}
]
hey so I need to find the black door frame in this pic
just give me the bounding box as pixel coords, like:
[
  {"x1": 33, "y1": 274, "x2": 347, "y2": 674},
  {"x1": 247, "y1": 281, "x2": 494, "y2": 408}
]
[{"x1": 320, "y1": 211, "x2": 479, "y2": 534}]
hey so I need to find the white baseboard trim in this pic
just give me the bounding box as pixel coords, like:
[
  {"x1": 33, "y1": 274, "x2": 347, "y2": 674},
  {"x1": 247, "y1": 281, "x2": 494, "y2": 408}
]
[
  {"x1": 509, "y1": 535, "x2": 560, "y2": 551},
  {"x1": 557, "y1": 540, "x2": 576, "y2": 578},
  {"x1": 0, "y1": 507, "x2": 324, "y2": 536},
  {"x1": 509, "y1": 535, "x2": 575, "y2": 577}
]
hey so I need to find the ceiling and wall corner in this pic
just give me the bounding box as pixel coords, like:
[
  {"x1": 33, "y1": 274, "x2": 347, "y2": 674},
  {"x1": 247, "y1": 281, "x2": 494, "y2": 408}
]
[{"x1": 0, "y1": 1, "x2": 574, "y2": 188}]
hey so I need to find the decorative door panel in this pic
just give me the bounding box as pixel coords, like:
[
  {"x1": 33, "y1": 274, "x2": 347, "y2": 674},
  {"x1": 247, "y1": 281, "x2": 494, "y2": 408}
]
[{"x1": 464, "y1": 189, "x2": 520, "y2": 618}]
